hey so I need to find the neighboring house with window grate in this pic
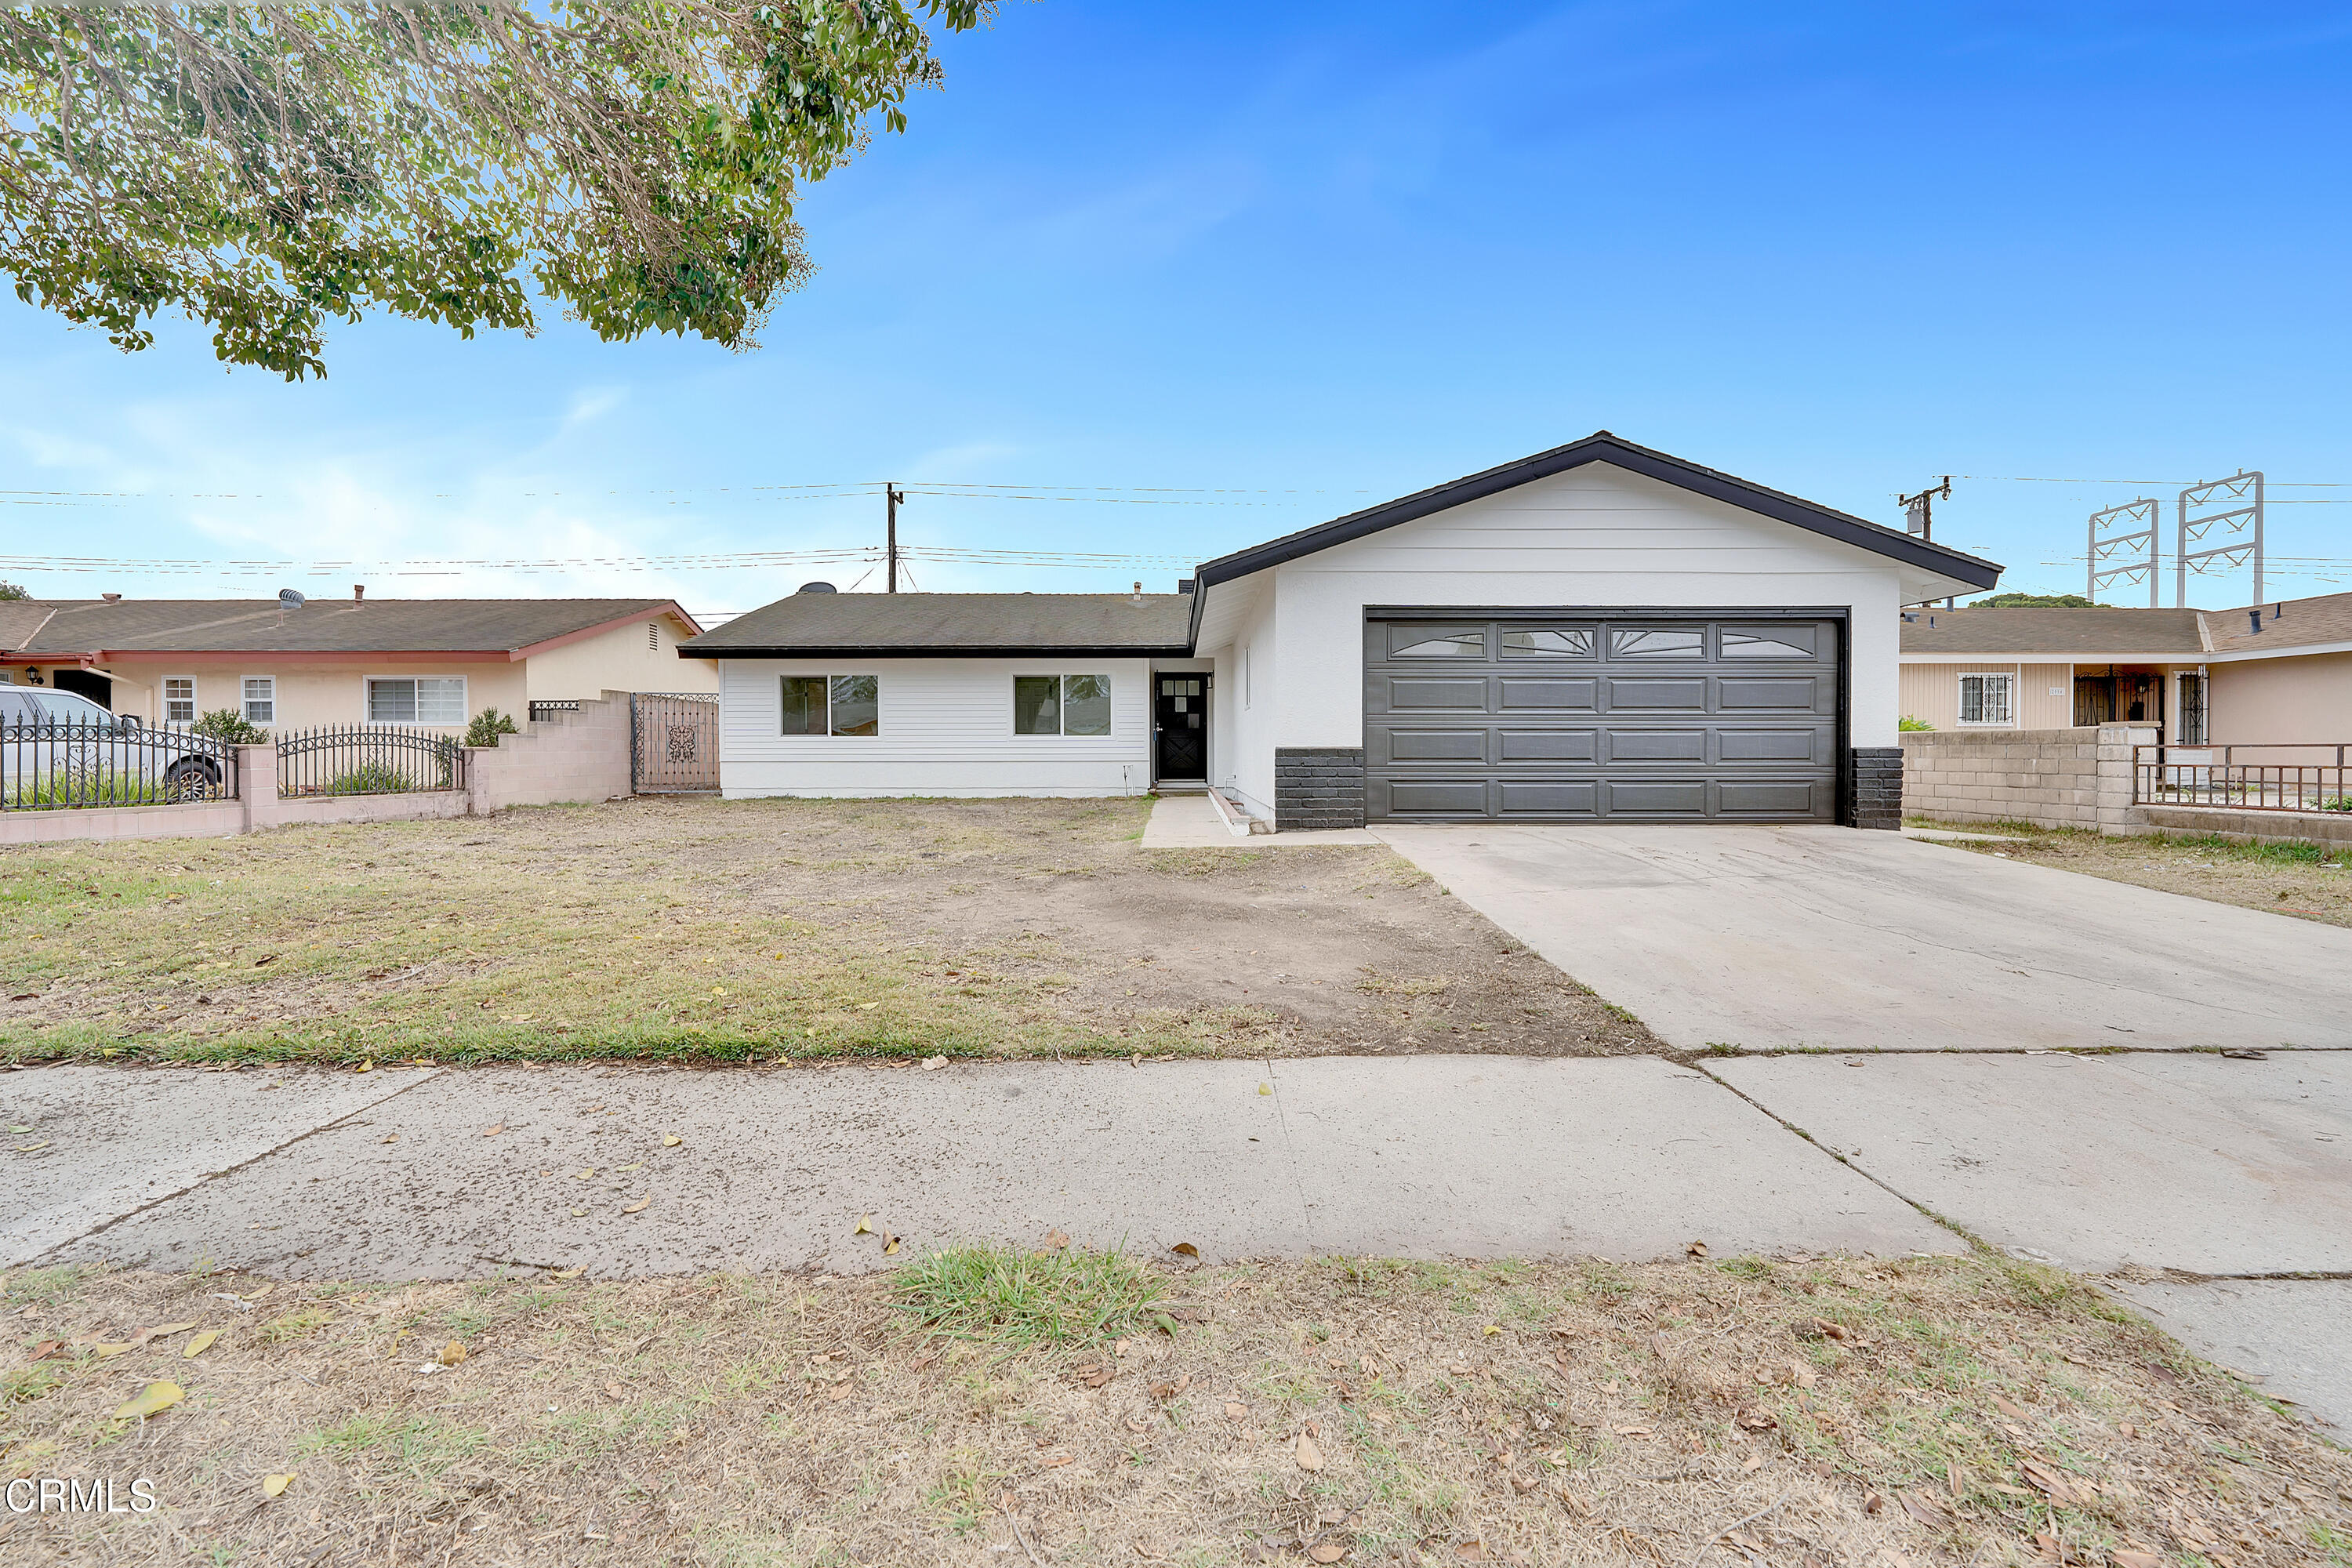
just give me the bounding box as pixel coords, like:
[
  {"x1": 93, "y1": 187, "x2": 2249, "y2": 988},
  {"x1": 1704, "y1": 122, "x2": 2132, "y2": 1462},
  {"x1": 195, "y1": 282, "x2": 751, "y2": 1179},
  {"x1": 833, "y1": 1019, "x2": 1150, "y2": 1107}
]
[
  {"x1": 1897, "y1": 593, "x2": 2352, "y2": 746},
  {"x1": 0, "y1": 591, "x2": 713, "y2": 732}
]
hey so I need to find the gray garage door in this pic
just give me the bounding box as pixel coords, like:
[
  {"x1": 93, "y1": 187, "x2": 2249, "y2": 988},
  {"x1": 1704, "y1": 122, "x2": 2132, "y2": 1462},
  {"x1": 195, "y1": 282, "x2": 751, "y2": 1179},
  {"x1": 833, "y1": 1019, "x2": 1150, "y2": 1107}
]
[{"x1": 1363, "y1": 615, "x2": 1842, "y2": 822}]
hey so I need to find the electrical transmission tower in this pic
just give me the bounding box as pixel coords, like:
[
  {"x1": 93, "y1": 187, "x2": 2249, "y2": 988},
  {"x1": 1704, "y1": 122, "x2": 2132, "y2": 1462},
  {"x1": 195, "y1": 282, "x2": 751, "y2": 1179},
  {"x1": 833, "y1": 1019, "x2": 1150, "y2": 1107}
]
[
  {"x1": 2086, "y1": 498, "x2": 2160, "y2": 605},
  {"x1": 2176, "y1": 470, "x2": 2263, "y2": 608}
]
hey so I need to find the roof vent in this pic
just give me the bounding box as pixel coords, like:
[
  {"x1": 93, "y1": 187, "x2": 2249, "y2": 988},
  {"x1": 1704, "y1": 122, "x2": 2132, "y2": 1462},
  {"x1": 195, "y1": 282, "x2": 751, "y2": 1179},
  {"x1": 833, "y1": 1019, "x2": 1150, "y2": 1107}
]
[
  {"x1": 1131, "y1": 580, "x2": 1144, "y2": 604},
  {"x1": 278, "y1": 588, "x2": 306, "y2": 611},
  {"x1": 2249, "y1": 609, "x2": 2263, "y2": 634},
  {"x1": 1178, "y1": 578, "x2": 1195, "y2": 595},
  {"x1": 796, "y1": 581, "x2": 837, "y2": 595},
  {"x1": 101, "y1": 592, "x2": 121, "y2": 603},
  {"x1": 353, "y1": 583, "x2": 365, "y2": 604}
]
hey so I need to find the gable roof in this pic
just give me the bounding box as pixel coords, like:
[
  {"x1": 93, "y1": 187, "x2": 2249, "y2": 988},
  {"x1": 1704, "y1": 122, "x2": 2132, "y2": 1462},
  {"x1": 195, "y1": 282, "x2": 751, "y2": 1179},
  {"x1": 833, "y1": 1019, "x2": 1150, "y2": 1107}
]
[
  {"x1": 1189, "y1": 432, "x2": 2005, "y2": 595},
  {"x1": 4, "y1": 597, "x2": 698, "y2": 659},
  {"x1": 1898, "y1": 607, "x2": 2207, "y2": 657},
  {"x1": 681, "y1": 592, "x2": 1193, "y2": 657}
]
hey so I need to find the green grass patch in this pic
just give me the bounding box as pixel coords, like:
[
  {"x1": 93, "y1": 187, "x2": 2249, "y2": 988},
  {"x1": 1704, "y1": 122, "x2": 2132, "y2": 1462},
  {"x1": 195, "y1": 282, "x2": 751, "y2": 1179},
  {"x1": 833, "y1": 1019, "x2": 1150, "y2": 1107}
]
[{"x1": 895, "y1": 1244, "x2": 1166, "y2": 1350}]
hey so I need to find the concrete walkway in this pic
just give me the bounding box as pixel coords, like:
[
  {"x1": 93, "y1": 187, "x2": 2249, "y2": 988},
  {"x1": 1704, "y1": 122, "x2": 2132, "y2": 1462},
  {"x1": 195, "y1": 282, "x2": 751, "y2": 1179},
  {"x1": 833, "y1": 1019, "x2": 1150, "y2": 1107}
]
[
  {"x1": 1374, "y1": 823, "x2": 2352, "y2": 1053},
  {"x1": 1138, "y1": 792, "x2": 1381, "y2": 847},
  {"x1": 5, "y1": 1057, "x2": 1944, "y2": 1279}
]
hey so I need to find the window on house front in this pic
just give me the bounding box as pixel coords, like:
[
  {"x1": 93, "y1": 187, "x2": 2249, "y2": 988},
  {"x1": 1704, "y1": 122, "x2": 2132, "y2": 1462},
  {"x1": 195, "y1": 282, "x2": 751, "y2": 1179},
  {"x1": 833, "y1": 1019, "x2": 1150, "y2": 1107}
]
[
  {"x1": 162, "y1": 677, "x2": 196, "y2": 724},
  {"x1": 1958, "y1": 673, "x2": 2013, "y2": 726},
  {"x1": 779, "y1": 674, "x2": 879, "y2": 736},
  {"x1": 367, "y1": 677, "x2": 466, "y2": 725},
  {"x1": 241, "y1": 676, "x2": 276, "y2": 725},
  {"x1": 1014, "y1": 674, "x2": 1112, "y2": 736},
  {"x1": 2178, "y1": 673, "x2": 2209, "y2": 745}
]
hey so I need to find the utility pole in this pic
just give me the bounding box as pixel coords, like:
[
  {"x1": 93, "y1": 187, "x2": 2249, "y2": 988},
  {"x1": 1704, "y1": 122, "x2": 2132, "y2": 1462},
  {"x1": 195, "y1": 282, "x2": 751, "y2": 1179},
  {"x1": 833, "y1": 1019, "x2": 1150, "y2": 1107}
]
[
  {"x1": 1900, "y1": 477, "x2": 1954, "y2": 606},
  {"x1": 885, "y1": 483, "x2": 905, "y2": 593}
]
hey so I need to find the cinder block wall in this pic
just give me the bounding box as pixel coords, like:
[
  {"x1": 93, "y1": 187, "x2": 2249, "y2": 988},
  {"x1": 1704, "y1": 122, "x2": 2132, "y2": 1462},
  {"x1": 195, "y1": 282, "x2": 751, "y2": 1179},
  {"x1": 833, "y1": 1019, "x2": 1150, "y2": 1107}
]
[
  {"x1": 466, "y1": 691, "x2": 634, "y2": 812},
  {"x1": 1900, "y1": 724, "x2": 2154, "y2": 835}
]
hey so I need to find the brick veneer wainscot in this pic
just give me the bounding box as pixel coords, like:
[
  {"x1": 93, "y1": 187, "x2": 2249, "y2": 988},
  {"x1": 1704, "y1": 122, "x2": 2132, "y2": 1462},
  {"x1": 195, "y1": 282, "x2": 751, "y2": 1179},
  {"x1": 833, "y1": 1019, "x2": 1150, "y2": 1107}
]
[
  {"x1": 1846, "y1": 746, "x2": 1904, "y2": 830},
  {"x1": 1274, "y1": 747, "x2": 1367, "y2": 831}
]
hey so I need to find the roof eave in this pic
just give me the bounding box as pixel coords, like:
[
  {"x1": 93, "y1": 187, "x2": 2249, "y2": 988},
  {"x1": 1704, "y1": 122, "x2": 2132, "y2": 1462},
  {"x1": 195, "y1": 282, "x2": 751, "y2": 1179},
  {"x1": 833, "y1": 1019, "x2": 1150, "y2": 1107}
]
[
  {"x1": 1190, "y1": 433, "x2": 2004, "y2": 591},
  {"x1": 695, "y1": 644, "x2": 1194, "y2": 659}
]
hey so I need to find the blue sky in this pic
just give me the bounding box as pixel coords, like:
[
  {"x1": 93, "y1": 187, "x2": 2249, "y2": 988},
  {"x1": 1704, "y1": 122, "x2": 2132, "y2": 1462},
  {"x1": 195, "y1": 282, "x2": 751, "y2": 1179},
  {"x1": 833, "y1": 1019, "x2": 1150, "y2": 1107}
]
[{"x1": 5, "y1": 2, "x2": 2350, "y2": 619}]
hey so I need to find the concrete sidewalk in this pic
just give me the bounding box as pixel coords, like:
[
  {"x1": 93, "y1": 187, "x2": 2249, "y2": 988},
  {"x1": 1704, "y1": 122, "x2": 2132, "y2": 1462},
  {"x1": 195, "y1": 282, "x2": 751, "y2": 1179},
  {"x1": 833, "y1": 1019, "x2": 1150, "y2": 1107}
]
[
  {"x1": 1375, "y1": 823, "x2": 2352, "y2": 1053},
  {"x1": 6, "y1": 1056, "x2": 1946, "y2": 1279}
]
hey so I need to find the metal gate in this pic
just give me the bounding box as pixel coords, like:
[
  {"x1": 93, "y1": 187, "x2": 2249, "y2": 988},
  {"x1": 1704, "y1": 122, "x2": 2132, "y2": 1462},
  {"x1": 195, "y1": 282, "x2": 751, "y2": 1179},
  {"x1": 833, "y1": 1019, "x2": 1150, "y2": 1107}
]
[{"x1": 630, "y1": 692, "x2": 720, "y2": 793}]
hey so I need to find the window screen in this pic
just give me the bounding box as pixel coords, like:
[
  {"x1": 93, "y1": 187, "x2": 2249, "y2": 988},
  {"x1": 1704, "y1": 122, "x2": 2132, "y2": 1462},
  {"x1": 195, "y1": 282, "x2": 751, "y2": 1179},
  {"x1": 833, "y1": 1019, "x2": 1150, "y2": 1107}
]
[
  {"x1": 1062, "y1": 675, "x2": 1111, "y2": 736},
  {"x1": 828, "y1": 675, "x2": 878, "y2": 736},
  {"x1": 241, "y1": 677, "x2": 275, "y2": 724},
  {"x1": 163, "y1": 677, "x2": 196, "y2": 724},
  {"x1": 780, "y1": 676, "x2": 827, "y2": 735},
  {"x1": 368, "y1": 677, "x2": 465, "y2": 724}
]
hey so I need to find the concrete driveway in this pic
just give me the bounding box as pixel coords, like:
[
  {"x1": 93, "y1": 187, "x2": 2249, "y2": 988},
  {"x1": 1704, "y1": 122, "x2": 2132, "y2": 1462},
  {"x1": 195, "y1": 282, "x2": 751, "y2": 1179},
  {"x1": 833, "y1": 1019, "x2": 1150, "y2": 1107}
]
[{"x1": 1374, "y1": 823, "x2": 2352, "y2": 1053}]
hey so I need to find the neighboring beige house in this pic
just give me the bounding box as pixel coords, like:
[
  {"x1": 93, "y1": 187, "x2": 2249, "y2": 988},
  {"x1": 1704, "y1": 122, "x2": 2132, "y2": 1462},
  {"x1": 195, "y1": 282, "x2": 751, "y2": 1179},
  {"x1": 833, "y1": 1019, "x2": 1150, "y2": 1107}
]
[
  {"x1": 1897, "y1": 590, "x2": 2352, "y2": 745},
  {"x1": 0, "y1": 591, "x2": 712, "y2": 731}
]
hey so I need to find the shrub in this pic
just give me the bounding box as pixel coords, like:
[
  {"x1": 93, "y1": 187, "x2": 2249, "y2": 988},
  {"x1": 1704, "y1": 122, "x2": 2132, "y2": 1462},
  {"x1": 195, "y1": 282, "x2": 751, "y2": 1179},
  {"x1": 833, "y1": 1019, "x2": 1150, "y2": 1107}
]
[
  {"x1": 325, "y1": 760, "x2": 426, "y2": 796},
  {"x1": 190, "y1": 708, "x2": 266, "y2": 743},
  {"x1": 463, "y1": 707, "x2": 520, "y2": 748},
  {"x1": 1898, "y1": 716, "x2": 1934, "y2": 731}
]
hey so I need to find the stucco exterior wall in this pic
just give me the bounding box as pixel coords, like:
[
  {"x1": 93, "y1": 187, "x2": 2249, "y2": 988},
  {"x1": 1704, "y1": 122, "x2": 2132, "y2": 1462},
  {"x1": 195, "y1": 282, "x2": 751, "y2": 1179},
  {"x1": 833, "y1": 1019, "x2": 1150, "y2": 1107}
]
[
  {"x1": 2208, "y1": 651, "x2": 2352, "y2": 746},
  {"x1": 525, "y1": 612, "x2": 717, "y2": 699},
  {"x1": 1220, "y1": 582, "x2": 1279, "y2": 818},
  {"x1": 67, "y1": 659, "x2": 527, "y2": 734},
  {"x1": 716, "y1": 656, "x2": 1153, "y2": 798}
]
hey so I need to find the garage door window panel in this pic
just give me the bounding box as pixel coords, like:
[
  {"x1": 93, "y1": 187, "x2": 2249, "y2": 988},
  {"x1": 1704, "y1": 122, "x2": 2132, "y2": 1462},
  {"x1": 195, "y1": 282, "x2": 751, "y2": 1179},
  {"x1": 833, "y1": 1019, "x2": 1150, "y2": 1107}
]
[
  {"x1": 1720, "y1": 628, "x2": 1817, "y2": 659},
  {"x1": 1611, "y1": 628, "x2": 1704, "y2": 659},
  {"x1": 1388, "y1": 626, "x2": 1487, "y2": 658},
  {"x1": 1499, "y1": 627, "x2": 1595, "y2": 658}
]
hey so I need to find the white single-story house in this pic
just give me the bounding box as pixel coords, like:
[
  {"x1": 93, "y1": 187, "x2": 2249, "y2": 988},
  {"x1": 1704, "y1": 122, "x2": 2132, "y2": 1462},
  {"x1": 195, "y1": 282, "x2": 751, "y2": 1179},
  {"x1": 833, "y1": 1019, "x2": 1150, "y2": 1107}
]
[{"x1": 685, "y1": 434, "x2": 2002, "y2": 828}]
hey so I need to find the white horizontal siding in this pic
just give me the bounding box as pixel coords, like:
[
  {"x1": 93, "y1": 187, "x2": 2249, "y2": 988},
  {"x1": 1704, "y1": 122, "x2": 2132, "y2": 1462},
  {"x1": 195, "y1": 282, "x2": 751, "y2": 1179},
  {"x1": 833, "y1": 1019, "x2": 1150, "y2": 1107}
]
[{"x1": 717, "y1": 657, "x2": 1152, "y2": 797}]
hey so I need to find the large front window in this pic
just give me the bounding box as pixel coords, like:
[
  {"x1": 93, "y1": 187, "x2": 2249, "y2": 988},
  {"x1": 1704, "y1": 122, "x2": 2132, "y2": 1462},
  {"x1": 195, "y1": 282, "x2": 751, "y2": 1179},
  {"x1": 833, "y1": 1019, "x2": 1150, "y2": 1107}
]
[
  {"x1": 367, "y1": 676, "x2": 466, "y2": 725},
  {"x1": 780, "y1": 674, "x2": 879, "y2": 736},
  {"x1": 1014, "y1": 674, "x2": 1112, "y2": 736}
]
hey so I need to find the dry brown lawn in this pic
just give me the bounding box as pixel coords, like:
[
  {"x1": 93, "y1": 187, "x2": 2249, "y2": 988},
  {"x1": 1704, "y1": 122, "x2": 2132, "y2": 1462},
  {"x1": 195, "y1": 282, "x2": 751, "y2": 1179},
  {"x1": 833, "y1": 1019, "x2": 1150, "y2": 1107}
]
[
  {"x1": 0, "y1": 797, "x2": 1655, "y2": 1068},
  {"x1": 1907, "y1": 820, "x2": 2352, "y2": 930},
  {"x1": 3, "y1": 1250, "x2": 2347, "y2": 1567}
]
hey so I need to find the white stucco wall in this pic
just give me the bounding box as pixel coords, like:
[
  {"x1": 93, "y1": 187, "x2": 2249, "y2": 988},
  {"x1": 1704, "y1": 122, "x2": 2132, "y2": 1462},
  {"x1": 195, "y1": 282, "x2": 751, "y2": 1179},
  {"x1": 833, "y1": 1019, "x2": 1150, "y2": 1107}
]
[
  {"x1": 1229, "y1": 463, "x2": 1910, "y2": 782},
  {"x1": 526, "y1": 611, "x2": 717, "y2": 699},
  {"x1": 717, "y1": 657, "x2": 1153, "y2": 798},
  {"x1": 1221, "y1": 581, "x2": 1282, "y2": 817}
]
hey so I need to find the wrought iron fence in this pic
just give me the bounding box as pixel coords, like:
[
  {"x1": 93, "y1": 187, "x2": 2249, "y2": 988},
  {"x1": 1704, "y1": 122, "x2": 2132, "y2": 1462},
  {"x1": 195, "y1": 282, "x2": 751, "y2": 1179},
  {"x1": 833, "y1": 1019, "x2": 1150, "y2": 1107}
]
[
  {"x1": 275, "y1": 724, "x2": 465, "y2": 798},
  {"x1": 630, "y1": 692, "x2": 719, "y2": 793},
  {"x1": 0, "y1": 718, "x2": 239, "y2": 810},
  {"x1": 528, "y1": 700, "x2": 581, "y2": 723},
  {"x1": 2133, "y1": 743, "x2": 2352, "y2": 814}
]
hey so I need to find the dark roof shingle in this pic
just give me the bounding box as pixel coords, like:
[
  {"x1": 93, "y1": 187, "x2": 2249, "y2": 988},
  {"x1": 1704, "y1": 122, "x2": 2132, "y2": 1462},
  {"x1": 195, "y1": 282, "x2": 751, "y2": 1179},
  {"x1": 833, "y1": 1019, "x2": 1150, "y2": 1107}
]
[
  {"x1": 2203, "y1": 590, "x2": 2352, "y2": 655},
  {"x1": 684, "y1": 592, "x2": 1192, "y2": 655},
  {"x1": 1898, "y1": 607, "x2": 2207, "y2": 656},
  {"x1": 5, "y1": 598, "x2": 689, "y2": 656}
]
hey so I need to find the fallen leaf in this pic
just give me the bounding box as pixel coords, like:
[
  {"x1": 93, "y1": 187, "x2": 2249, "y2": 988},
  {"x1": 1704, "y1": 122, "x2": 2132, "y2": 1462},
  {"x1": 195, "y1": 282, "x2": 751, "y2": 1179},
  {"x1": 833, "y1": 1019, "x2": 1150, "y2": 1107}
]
[
  {"x1": 604, "y1": 1381, "x2": 625, "y2": 1399},
  {"x1": 571, "y1": 1207, "x2": 588, "y2": 1217},
  {"x1": 93, "y1": 1342, "x2": 136, "y2": 1358},
  {"x1": 1994, "y1": 1394, "x2": 2031, "y2": 1419},
  {"x1": 1169, "y1": 1241, "x2": 1200, "y2": 1258},
  {"x1": 1812, "y1": 1318, "x2": 1850, "y2": 1341},
  {"x1": 550, "y1": 1266, "x2": 585, "y2": 1280},
  {"x1": 261, "y1": 1473, "x2": 294, "y2": 1498},
  {"x1": 1123, "y1": 1414, "x2": 1149, "y2": 1433},
  {"x1": 1225, "y1": 1401, "x2": 1248, "y2": 1421},
  {"x1": 1898, "y1": 1490, "x2": 1951, "y2": 1528},
  {"x1": 1363, "y1": 1407, "x2": 1390, "y2": 1425},
  {"x1": 1040, "y1": 1452, "x2": 1073, "y2": 1468},
  {"x1": 1741, "y1": 1452, "x2": 1763, "y2": 1474},
  {"x1": 825, "y1": 1381, "x2": 855, "y2": 1401},
  {"x1": 1508, "y1": 1473, "x2": 1537, "y2": 1494},
  {"x1": 382, "y1": 1133, "x2": 400, "y2": 1144},
  {"x1": 136, "y1": 1321, "x2": 198, "y2": 1344},
  {"x1": 438, "y1": 1341, "x2": 466, "y2": 1367},
  {"x1": 1613, "y1": 1425, "x2": 1653, "y2": 1437},
  {"x1": 574, "y1": 1167, "x2": 596, "y2": 1180},
  {"x1": 1453, "y1": 1542, "x2": 1489, "y2": 1563},
  {"x1": 615, "y1": 1162, "x2": 644, "y2": 1174},
  {"x1": 112, "y1": 1381, "x2": 184, "y2": 1421},
  {"x1": 662, "y1": 1134, "x2": 682, "y2": 1147},
  {"x1": 623, "y1": 1199, "x2": 651, "y2": 1215},
  {"x1": 482, "y1": 1123, "x2": 505, "y2": 1138},
  {"x1": 2111, "y1": 1554, "x2": 2163, "y2": 1568},
  {"x1": 921, "y1": 1055, "x2": 948, "y2": 1070},
  {"x1": 1043, "y1": 1228, "x2": 1070, "y2": 1250},
  {"x1": 1483, "y1": 1324, "x2": 1501, "y2": 1337},
  {"x1": 356, "y1": 1058, "x2": 372, "y2": 1073},
  {"x1": 1308, "y1": 1543, "x2": 1349, "y2": 1563},
  {"x1": 1861, "y1": 1491, "x2": 1885, "y2": 1515},
  {"x1": 1075, "y1": 1362, "x2": 1113, "y2": 1388},
  {"x1": 854, "y1": 1215, "x2": 873, "y2": 1235},
  {"x1": 28, "y1": 1339, "x2": 62, "y2": 1361},
  {"x1": 1686, "y1": 1239, "x2": 1709, "y2": 1259},
  {"x1": 883, "y1": 1233, "x2": 900, "y2": 1255},
  {"x1": 183, "y1": 1330, "x2": 219, "y2": 1359},
  {"x1": 1948, "y1": 1461, "x2": 1965, "y2": 1499},
  {"x1": 1736, "y1": 1409, "x2": 1777, "y2": 1431},
  {"x1": 1258, "y1": 1083, "x2": 1272, "y2": 1096},
  {"x1": 1295, "y1": 1432, "x2": 1325, "y2": 1471}
]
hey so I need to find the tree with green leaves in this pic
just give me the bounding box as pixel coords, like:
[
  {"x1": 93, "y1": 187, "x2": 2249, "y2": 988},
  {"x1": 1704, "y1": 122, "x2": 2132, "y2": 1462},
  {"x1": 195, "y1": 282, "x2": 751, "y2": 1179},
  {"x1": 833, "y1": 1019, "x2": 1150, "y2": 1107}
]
[
  {"x1": 1968, "y1": 593, "x2": 2105, "y2": 608},
  {"x1": 0, "y1": 2, "x2": 987, "y2": 379}
]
